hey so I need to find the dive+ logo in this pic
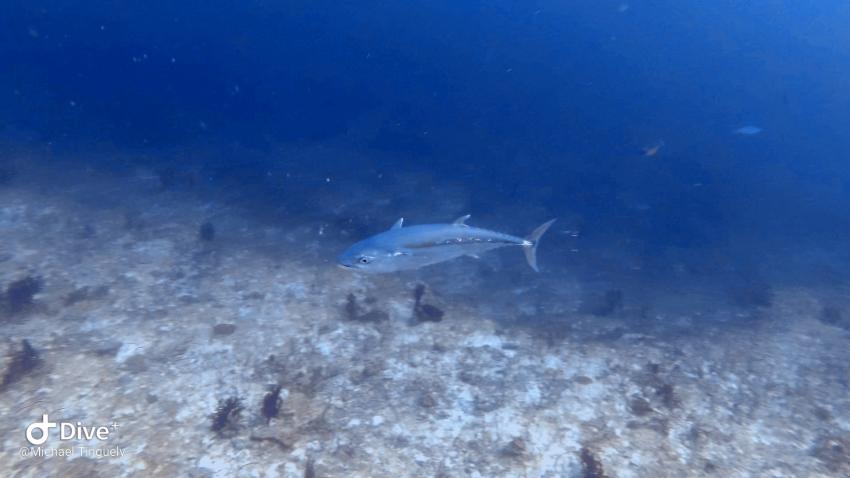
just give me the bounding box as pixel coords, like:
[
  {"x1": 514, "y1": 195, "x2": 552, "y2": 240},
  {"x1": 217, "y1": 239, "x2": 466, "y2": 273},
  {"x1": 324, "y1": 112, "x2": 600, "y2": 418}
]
[{"x1": 25, "y1": 414, "x2": 115, "y2": 445}]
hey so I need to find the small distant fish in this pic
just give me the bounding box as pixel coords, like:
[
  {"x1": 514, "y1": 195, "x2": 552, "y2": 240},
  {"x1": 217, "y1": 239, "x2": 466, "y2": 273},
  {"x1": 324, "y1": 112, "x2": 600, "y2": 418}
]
[
  {"x1": 338, "y1": 215, "x2": 556, "y2": 273},
  {"x1": 734, "y1": 125, "x2": 762, "y2": 135},
  {"x1": 640, "y1": 140, "x2": 665, "y2": 157}
]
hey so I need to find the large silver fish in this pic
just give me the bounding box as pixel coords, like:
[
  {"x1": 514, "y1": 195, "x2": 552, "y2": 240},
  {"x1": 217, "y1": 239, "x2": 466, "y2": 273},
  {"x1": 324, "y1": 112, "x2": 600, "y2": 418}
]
[{"x1": 338, "y1": 215, "x2": 556, "y2": 273}]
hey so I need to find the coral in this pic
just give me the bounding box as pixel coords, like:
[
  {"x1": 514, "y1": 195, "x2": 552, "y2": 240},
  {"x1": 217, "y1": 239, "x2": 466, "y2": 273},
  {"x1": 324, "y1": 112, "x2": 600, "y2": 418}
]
[
  {"x1": 210, "y1": 396, "x2": 243, "y2": 436},
  {"x1": 1, "y1": 339, "x2": 41, "y2": 391},
  {"x1": 579, "y1": 447, "x2": 609, "y2": 478}
]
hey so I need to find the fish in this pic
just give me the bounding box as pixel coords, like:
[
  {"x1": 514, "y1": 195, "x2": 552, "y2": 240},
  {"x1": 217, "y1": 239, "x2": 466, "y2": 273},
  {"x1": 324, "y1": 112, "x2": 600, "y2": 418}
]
[
  {"x1": 640, "y1": 140, "x2": 665, "y2": 157},
  {"x1": 734, "y1": 125, "x2": 762, "y2": 135},
  {"x1": 338, "y1": 215, "x2": 556, "y2": 273}
]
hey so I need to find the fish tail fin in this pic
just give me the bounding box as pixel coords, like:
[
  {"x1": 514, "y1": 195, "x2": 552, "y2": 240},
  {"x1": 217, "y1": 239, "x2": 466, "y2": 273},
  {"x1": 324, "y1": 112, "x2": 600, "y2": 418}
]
[{"x1": 523, "y1": 219, "x2": 556, "y2": 272}]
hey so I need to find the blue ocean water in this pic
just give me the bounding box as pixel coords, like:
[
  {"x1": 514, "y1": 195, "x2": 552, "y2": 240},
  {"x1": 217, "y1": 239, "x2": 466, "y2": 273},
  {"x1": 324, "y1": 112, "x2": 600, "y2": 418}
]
[{"x1": 1, "y1": 1, "x2": 849, "y2": 477}]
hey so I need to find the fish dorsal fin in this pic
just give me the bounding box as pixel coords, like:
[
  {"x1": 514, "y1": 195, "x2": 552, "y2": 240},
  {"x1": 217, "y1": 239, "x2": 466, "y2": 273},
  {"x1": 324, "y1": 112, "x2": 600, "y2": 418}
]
[
  {"x1": 453, "y1": 214, "x2": 471, "y2": 226},
  {"x1": 391, "y1": 218, "x2": 404, "y2": 230}
]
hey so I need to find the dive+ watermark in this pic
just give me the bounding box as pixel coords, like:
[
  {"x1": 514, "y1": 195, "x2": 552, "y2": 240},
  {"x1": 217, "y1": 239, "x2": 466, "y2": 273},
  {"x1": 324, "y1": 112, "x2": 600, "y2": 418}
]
[{"x1": 20, "y1": 414, "x2": 127, "y2": 458}]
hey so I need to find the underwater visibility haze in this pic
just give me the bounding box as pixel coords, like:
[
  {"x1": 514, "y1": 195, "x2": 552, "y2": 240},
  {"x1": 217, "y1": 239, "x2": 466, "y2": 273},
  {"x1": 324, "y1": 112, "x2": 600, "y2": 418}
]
[{"x1": 1, "y1": 1, "x2": 850, "y2": 476}]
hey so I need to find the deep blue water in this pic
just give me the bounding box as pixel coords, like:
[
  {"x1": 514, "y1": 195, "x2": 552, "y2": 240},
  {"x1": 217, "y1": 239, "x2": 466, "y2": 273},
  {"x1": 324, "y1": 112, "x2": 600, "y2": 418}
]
[{"x1": 3, "y1": 0, "x2": 850, "y2": 280}]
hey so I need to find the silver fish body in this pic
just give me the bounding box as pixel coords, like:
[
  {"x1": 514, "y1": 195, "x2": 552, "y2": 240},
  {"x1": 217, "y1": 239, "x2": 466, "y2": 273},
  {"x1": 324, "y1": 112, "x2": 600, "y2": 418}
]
[{"x1": 338, "y1": 215, "x2": 555, "y2": 273}]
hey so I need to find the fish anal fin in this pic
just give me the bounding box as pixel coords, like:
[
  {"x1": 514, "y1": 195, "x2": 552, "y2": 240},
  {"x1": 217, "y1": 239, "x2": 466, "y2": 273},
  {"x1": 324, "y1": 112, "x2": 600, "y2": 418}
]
[
  {"x1": 453, "y1": 214, "x2": 471, "y2": 226},
  {"x1": 391, "y1": 218, "x2": 404, "y2": 230}
]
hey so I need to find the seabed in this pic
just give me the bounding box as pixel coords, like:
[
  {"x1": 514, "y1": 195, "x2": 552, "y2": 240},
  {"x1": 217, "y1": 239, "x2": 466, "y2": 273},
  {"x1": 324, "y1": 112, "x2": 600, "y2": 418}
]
[{"x1": 1, "y1": 152, "x2": 849, "y2": 477}]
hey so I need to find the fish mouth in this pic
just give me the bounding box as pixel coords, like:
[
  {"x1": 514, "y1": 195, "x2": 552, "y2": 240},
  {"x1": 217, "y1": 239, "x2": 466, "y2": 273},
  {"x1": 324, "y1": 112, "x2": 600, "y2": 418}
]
[{"x1": 337, "y1": 263, "x2": 355, "y2": 270}]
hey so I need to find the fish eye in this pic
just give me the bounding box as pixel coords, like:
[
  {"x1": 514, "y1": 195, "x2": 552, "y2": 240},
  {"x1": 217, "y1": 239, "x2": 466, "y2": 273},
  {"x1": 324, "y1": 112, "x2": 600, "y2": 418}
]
[{"x1": 358, "y1": 256, "x2": 370, "y2": 264}]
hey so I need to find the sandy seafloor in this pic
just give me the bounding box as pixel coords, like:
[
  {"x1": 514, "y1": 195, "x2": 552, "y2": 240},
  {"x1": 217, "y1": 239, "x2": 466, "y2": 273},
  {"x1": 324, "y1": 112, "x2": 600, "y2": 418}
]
[{"x1": 1, "y1": 152, "x2": 849, "y2": 478}]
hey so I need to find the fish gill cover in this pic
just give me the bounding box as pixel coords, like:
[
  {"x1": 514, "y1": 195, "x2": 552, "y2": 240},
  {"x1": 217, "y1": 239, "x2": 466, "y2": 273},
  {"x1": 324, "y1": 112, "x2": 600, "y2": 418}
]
[{"x1": 0, "y1": 1, "x2": 849, "y2": 477}]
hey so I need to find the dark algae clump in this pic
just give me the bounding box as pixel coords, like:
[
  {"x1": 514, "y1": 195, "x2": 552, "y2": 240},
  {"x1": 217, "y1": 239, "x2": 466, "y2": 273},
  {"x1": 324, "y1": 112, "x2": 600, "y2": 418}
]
[
  {"x1": 261, "y1": 385, "x2": 282, "y2": 423},
  {"x1": 412, "y1": 284, "x2": 444, "y2": 323},
  {"x1": 2, "y1": 276, "x2": 43, "y2": 318},
  {"x1": 212, "y1": 323, "x2": 237, "y2": 337},
  {"x1": 629, "y1": 395, "x2": 654, "y2": 416},
  {"x1": 304, "y1": 457, "x2": 316, "y2": 478},
  {"x1": 500, "y1": 437, "x2": 528, "y2": 461},
  {"x1": 1, "y1": 339, "x2": 42, "y2": 391},
  {"x1": 63, "y1": 285, "x2": 109, "y2": 306},
  {"x1": 210, "y1": 396, "x2": 243, "y2": 436},
  {"x1": 810, "y1": 434, "x2": 850, "y2": 474},
  {"x1": 344, "y1": 293, "x2": 389, "y2": 323},
  {"x1": 579, "y1": 447, "x2": 609, "y2": 478}
]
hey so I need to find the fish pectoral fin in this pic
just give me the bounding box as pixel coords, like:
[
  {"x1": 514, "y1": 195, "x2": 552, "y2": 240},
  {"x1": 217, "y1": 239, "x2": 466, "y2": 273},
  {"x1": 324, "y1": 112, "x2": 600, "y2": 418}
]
[
  {"x1": 466, "y1": 253, "x2": 480, "y2": 259},
  {"x1": 391, "y1": 218, "x2": 404, "y2": 230},
  {"x1": 453, "y1": 214, "x2": 471, "y2": 226}
]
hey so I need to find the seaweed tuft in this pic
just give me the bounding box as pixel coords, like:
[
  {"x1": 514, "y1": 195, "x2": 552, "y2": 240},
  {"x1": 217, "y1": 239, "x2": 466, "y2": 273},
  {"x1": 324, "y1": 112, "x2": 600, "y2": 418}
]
[
  {"x1": 1, "y1": 339, "x2": 42, "y2": 391},
  {"x1": 261, "y1": 385, "x2": 282, "y2": 423},
  {"x1": 210, "y1": 396, "x2": 243, "y2": 435},
  {"x1": 411, "y1": 283, "x2": 444, "y2": 324},
  {"x1": 501, "y1": 437, "x2": 527, "y2": 460},
  {"x1": 344, "y1": 293, "x2": 360, "y2": 320},
  {"x1": 629, "y1": 395, "x2": 654, "y2": 416},
  {"x1": 304, "y1": 457, "x2": 316, "y2": 478},
  {"x1": 3, "y1": 276, "x2": 43, "y2": 317},
  {"x1": 579, "y1": 447, "x2": 609, "y2": 478}
]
